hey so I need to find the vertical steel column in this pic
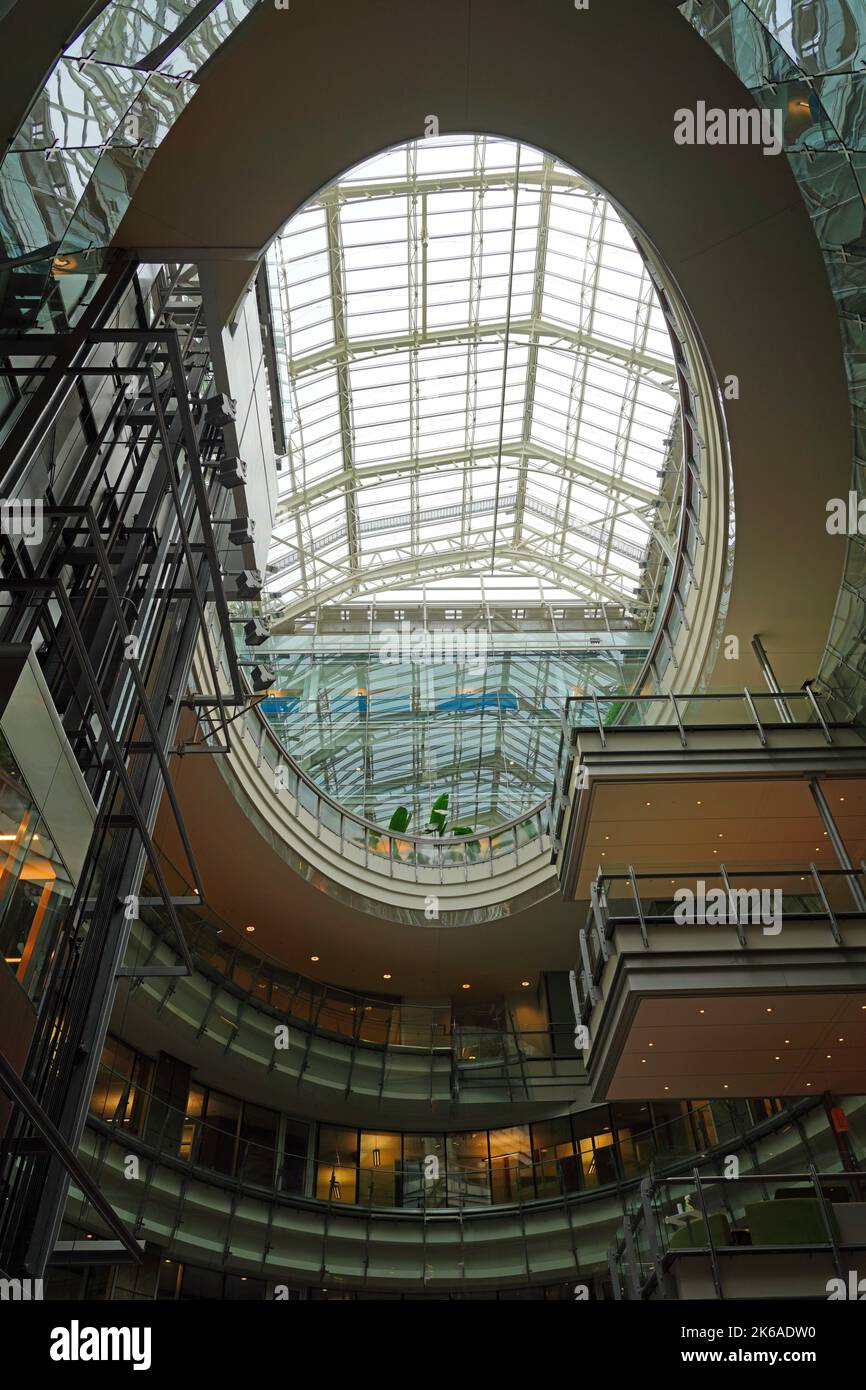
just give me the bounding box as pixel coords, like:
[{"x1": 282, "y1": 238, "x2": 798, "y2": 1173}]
[
  {"x1": 808, "y1": 776, "x2": 866, "y2": 913},
  {"x1": 750, "y1": 634, "x2": 794, "y2": 723}
]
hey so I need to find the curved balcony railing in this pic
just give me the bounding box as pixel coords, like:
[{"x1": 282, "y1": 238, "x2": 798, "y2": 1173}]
[
  {"x1": 573, "y1": 863, "x2": 866, "y2": 1025},
  {"x1": 611, "y1": 1167, "x2": 866, "y2": 1302},
  {"x1": 70, "y1": 1076, "x2": 862, "y2": 1289},
  {"x1": 130, "y1": 875, "x2": 583, "y2": 1106},
  {"x1": 193, "y1": 608, "x2": 557, "y2": 922},
  {"x1": 85, "y1": 1062, "x2": 836, "y2": 1213},
  {"x1": 551, "y1": 685, "x2": 852, "y2": 846}
]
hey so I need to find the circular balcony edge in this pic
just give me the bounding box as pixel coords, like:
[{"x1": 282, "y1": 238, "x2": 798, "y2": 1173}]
[
  {"x1": 71, "y1": 1095, "x2": 844, "y2": 1292},
  {"x1": 193, "y1": 632, "x2": 559, "y2": 925},
  {"x1": 123, "y1": 915, "x2": 588, "y2": 1126}
]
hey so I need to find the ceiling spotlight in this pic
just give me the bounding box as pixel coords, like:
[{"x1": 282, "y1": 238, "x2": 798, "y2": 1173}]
[
  {"x1": 462, "y1": 983, "x2": 471, "y2": 990},
  {"x1": 218, "y1": 457, "x2": 247, "y2": 490},
  {"x1": 236, "y1": 569, "x2": 263, "y2": 600},
  {"x1": 251, "y1": 662, "x2": 276, "y2": 692},
  {"x1": 244, "y1": 924, "x2": 255, "y2": 934},
  {"x1": 520, "y1": 980, "x2": 531, "y2": 987},
  {"x1": 310, "y1": 955, "x2": 320, "y2": 962},
  {"x1": 229, "y1": 516, "x2": 256, "y2": 546},
  {"x1": 205, "y1": 392, "x2": 236, "y2": 426},
  {"x1": 383, "y1": 973, "x2": 392, "y2": 980},
  {"x1": 244, "y1": 616, "x2": 270, "y2": 646}
]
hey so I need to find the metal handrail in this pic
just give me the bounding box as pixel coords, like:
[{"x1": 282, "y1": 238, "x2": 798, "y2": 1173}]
[{"x1": 205, "y1": 607, "x2": 553, "y2": 853}]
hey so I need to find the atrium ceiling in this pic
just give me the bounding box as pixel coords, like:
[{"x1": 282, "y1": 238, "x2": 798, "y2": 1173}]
[{"x1": 264, "y1": 136, "x2": 680, "y2": 627}]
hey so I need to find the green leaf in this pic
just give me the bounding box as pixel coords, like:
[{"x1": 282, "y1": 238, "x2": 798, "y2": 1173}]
[
  {"x1": 452, "y1": 825, "x2": 474, "y2": 836},
  {"x1": 388, "y1": 806, "x2": 412, "y2": 833},
  {"x1": 430, "y1": 793, "x2": 449, "y2": 812}
]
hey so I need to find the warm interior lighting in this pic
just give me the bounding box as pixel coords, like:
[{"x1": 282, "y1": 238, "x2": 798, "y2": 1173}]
[
  {"x1": 0, "y1": 833, "x2": 16, "y2": 841},
  {"x1": 245, "y1": 924, "x2": 255, "y2": 933},
  {"x1": 462, "y1": 983, "x2": 471, "y2": 990},
  {"x1": 383, "y1": 973, "x2": 392, "y2": 980},
  {"x1": 520, "y1": 981, "x2": 530, "y2": 988},
  {"x1": 310, "y1": 955, "x2": 320, "y2": 962}
]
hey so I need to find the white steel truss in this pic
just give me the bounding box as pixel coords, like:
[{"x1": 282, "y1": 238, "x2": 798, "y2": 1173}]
[{"x1": 265, "y1": 135, "x2": 679, "y2": 623}]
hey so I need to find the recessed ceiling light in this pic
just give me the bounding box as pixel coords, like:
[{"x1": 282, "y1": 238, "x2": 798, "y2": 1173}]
[
  {"x1": 723, "y1": 1084, "x2": 729, "y2": 1089},
  {"x1": 718, "y1": 833, "x2": 723, "y2": 838},
  {"x1": 648, "y1": 1042, "x2": 654, "y2": 1047},
  {"x1": 244, "y1": 924, "x2": 255, "y2": 933},
  {"x1": 699, "y1": 1009, "x2": 705, "y2": 1015},
  {"x1": 641, "y1": 1058, "x2": 647, "y2": 1064},
  {"x1": 383, "y1": 973, "x2": 392, "y2": 980},
  {"x1": 310, "y1": 955, "x2": 320, "y2": 962},
  {"x1": 806, "y1": 1081, "x2": 812, "y2": 1087},
  {"x1": 785, "y1": 1039, "x2": 790, "y2": 1044},
  {"x1": 774, "y1": 1056, "x2": 780, "y2": 1061},
  {"x1": 838, "y1": 1037, "x2": 845, "y2": 1043},
  {"x1": 826, "y1": 1054, "x2": 832, "y2": 1060},
  {"x1": 766, "y1": 1007, "x2": 773, "y2": 1013},
  {"x1": 840, "y1": 796, "x2": 845, "y2": 802},
  {"x1": 696, "y1": 800, "x2": 702, "y2": 806},
  {"x1": 521, "y1": 980, "x2": 531, "y2": 988},
  {"x1": 462, "y1": 982, "x2": 471, "y2": 989},
  {"x1": 645, "y1": 801, "x2": 651, "y2": 807},
  {"x1": 664, "y1": 1085, "x2": 670, "y2": 1091}
]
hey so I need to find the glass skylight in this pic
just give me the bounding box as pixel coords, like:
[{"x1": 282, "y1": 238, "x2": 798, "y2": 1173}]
[{"x1": 264, "y1": 135, "x2": 679, "y2": 627}]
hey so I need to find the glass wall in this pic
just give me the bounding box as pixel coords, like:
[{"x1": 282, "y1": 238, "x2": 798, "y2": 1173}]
[
  {"x1": 89, "y1": 1039, "x2": 309, "y2": 1196},
  {"x1": 88, "y1": 1037, "x2": 792, "y2": 1211},
  {"x1": 0, "y1": 730, "x2": 75, "y2": 1003},
  {"x1": 243, "y1": 627, "x2": 648, "y2": 831}
]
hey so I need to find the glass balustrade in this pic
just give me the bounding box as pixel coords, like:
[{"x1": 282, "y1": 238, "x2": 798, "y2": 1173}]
[{"x1": 85, "y1": 1056, "x2": 820, "y2": 1216}]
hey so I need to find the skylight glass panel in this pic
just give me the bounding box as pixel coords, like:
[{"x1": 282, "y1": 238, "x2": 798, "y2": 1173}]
[{"x1": 265, "y1": 135, "x2": 679, "y2": 620}]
